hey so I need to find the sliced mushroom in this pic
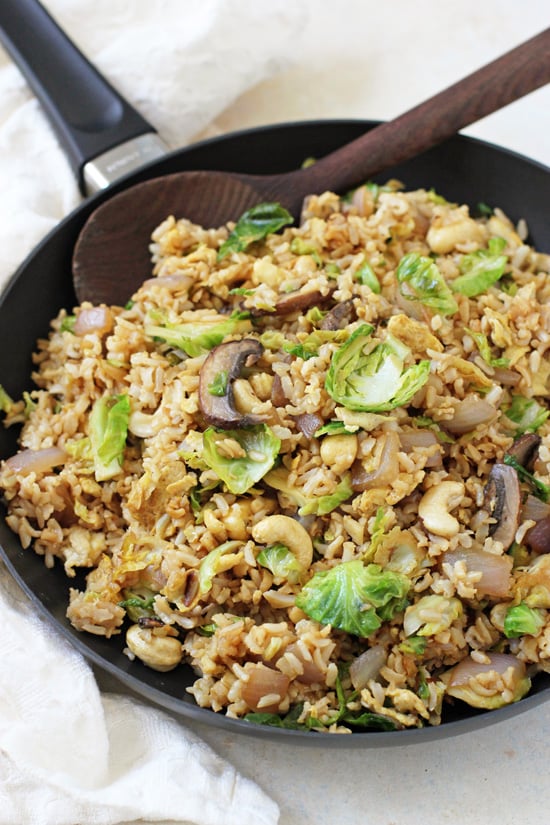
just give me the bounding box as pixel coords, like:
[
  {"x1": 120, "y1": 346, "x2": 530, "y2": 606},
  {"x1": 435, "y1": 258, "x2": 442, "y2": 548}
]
[
  {"x1": 271, "y1": 374, "x2": 288, "y2": 407},
  {"x1": 250, "y1": 288, "x2": 334, "y2": 317},
  {"x1": 198, "y1": 338, "x2": 264, "y2": 429},
  {"x1": 483, "y1": 463, "x2": 521, "y2": 550},
  {"x1": 505, "y1": 433, "x2": 541, "y2": 471},
  {"x1": 319, "y1": 299, "x2": 356, "y2": 330}
]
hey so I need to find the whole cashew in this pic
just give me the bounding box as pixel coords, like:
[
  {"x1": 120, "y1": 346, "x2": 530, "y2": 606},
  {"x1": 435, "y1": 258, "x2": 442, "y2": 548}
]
[
  {"x1": 418, "y1": 480, "x2": 465, "y2": 538},
  {"x1": 126, "y1": 624, "x2": 183, "y2": 672},
  {"x1": 251, "y1": 514, "x2": 313, "y2": 569},
  {"x1": 320, "y1": 433, "x2": 358, "y2": 474}
]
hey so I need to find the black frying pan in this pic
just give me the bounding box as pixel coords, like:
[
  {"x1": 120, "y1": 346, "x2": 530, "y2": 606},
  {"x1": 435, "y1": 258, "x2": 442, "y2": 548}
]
[{"x1": 0, "y1": 2, "x2": 549, "y2": 746}]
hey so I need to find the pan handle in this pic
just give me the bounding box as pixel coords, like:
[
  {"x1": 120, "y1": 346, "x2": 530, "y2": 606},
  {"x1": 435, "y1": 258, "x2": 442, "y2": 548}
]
[{"x1": 0, "y1": 0, "x2": 167, "y2": 194}]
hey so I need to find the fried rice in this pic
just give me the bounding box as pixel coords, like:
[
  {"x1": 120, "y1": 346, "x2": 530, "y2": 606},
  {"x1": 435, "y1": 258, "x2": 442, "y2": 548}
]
[{"x1": 2, "y1": 180, "x2": 550, "y2": 734}]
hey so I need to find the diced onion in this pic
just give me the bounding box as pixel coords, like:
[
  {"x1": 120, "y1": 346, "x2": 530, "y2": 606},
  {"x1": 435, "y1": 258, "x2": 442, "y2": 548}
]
[
  {"x1": 491, "y1": 367, "x2": 521, "y2": 387},
  {"x1": 351, "y1": 431, "x2": 400, "y2": 491},
  {"x1": 241, "y1": 663, "x2": 290, "y2": 712},
  {"x1": 74, "y1": 306, "x2": 114, "y2": 337},
  {"x1": 142, "y1": 274, "x2": 194, "y2": 290},
  {"x1": 448, "y1": 652, "x2": 524, "y2": 687},
  {"x1": 522, "y1": 494, "x2": 550, "y2": 523},
  {"x1": 444, "y1": 548, "x2": 512, "y2": 598},
  {"x1": 444, "y1": 396, "x2": 497, "y2": 435},
  {"x1": 5, "y1": 446, "x2": 67, "y2": 475},
  {"x1": 399, "y1": 430, "x2": 442, "y2": 467},
  {"x1": 284, "y1": 643, "x2": 325, "y2": 685},
  {"x1": 349, "y1": 645, "x2": 386, "y2": 690}
]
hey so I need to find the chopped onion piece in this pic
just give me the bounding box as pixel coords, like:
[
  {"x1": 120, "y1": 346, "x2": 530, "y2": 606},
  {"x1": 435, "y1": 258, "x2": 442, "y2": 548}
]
[
  {"x1": 349, "y1": 645, "x2": 386, "y2": 690},
  {"x1": 444, "y1": 548, "x2": 512, "y2": 598},
  {"x1": 351, "y1": 431, "x2": 400, "y2": 491},
  {"x1": 522, "y1": 494, "x2": 550, "y2": 523},
  {"x1": 241, "y1": 663, "x2": 290, "y2": 712},
  {"x1": 444, "y1": 396, "x2": 497, "y2": 435},
  {"x1": 74, "y1": 306, "x2": 114, "y2": 337},
  {"x1": 399, "y1": 429, "x2": 442, "y2": 467},
  {"x1": 448, "y1": 653, "x2": 524, "y2": 685},
  {"x1": 142, "y1": 274, "x2": 194, "y2": 290},
  {"x1": 446, "y1": 653, "x2": 529, "y2": 708},
  {"x1": 5, "y1": 446, "x2": 67, "y2": 475}
]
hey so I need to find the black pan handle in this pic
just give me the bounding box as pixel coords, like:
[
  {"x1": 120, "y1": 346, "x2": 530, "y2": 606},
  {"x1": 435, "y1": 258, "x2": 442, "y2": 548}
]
[{"x1": 0, "y1": 0, "x2": 167, "y2": 193}]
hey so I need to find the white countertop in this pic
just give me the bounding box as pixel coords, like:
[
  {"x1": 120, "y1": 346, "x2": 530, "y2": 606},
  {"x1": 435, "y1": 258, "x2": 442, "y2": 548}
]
[
  {"x1": 172, "y1": 3, "x2": 550, "y2": 823},
  {"x1": 4, "y1": 1, "x2": 550, "y2": 823}
]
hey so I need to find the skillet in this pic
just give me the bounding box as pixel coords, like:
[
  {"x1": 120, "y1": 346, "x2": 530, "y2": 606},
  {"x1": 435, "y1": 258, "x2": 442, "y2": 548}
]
[{"x1": 0, "y1": 7, "x2": 549, "y2": 746}]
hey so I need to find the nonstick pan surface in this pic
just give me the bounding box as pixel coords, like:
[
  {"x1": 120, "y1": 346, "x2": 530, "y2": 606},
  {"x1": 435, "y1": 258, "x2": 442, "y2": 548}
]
[{"x1": 1, "y1": 119, "x2": 549, "y2": 746}]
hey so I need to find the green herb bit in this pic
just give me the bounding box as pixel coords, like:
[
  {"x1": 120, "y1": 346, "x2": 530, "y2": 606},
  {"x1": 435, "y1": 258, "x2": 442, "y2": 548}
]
[
  {"x1": 217, "y1": 203, "x2": 293, "y2": 260},
  {"x1": 264, "y1": 466, "x2": 353, "y2": 516},
  {"x1": 399, "y1": 635, "x2": 428, "y2": 655},
  {"x1": 305, "y1": 306, "x2": 327, "y2": 325},
  {"x1": 207, "y1": 370, "x2": 228, "y2": 397},
  {"x1": 427, "y1": 188, "x2": 450, "y2": 205},
  {"x1": 503, "y1": 453, "x2": 550, "y2": 502},
  {"x1": 355, "y1": 259, "x2": 380, "y2": 293},
  {"x1": 118, "y1": 587, "x2": 156, "y2": 621},
  {"x1": 290, "y1": 237, "x2": 322, "y2": 267},
  {"x1": 476, "y1": 202, "x2": 494, "y2": 217},
  {"x1": 0, "y1": 384, "x2": 15, "y2": 414},
  {"x1": 195, "y1": 622, "x2": 218, "y2": 637},
  {"x1": 325, "y1": 262, "x2": 341, "y2": 278},
  {"x1": 415, "y1": 415, "x2": 455, "y2": 443},
  {"x1": 503, "y1": 395, "x2": 549, "y2": 434},
  {"x1": 314, "y1": 420, "x2": 359, "y2": 437},
  {"x1": 228, "y1": 287, "x2": 256, "y2": 297},
  {"x1": 465, "y1": 327, "x2": 509, "y2": 368},
  {"x1": 60, "y1": 315, "x2": 76, "y2": 333},
  {"x1": 396, "y1": 252, "x2": 458, "y2": 316}
]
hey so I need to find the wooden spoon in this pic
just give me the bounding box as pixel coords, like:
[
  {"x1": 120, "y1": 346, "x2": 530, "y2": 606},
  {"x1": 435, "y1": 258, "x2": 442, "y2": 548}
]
[{"x1": 73, "y1": 27, "x2": 550, "y2": 306}]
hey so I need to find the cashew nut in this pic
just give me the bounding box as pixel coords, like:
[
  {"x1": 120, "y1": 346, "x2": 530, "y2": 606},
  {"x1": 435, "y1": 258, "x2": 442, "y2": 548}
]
[
  {"x1": 418, "y1": 480, "x2": 465, "y2": 538},
  {"x1": 126, "y1": 624, "x2": 183, "y2": 672},
  {"x1": 232, "y1": 378, "x2": 271, "y2": 416},
  {"x1": 320, "y1": 433, "x2": 358, "y2": 474},
  {"x1": 251, "y1": 514, "x2": 313, "y2": 569}
]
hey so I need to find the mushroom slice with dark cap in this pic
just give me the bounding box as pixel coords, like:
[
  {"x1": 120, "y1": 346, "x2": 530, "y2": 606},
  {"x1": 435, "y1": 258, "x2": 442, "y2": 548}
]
[
  {"x1": 199, "y1": 338, "x2": 264, "y2": 429},
  {"x1": 483, "y1": 463, "x2": 521, "y2": 550},
  {"x1": 505, "y1": 432, "x2": 541, "y2": 471},
  {"x1": 249, "y1": 287, "x2": 335, "y2": 318},
  {"x1": 319, "y1": 299, "x2": 357, "y2": 330}
]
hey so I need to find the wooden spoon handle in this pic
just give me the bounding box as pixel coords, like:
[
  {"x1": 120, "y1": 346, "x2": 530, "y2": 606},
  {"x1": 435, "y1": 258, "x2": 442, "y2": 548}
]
[{"x1": 299, "y1": 27, "x2": 550, "y2": 196}]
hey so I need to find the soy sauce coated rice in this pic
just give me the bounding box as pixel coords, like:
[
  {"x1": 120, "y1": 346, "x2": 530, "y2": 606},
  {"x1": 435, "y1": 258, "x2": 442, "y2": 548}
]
[{"x1": 2, "y1": 181, "x2": 550, "y2": 733}]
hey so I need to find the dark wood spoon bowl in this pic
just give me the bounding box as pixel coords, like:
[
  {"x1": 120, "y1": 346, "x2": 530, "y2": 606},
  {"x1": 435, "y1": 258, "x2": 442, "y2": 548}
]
[{"x1": 73, "y1": 27, "x2": 550, "y2": 306}]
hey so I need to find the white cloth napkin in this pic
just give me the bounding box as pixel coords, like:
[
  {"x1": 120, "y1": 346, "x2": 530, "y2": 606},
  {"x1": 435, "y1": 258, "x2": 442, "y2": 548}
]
[{"x1": 0, "y1": 1, "x2": 307, "y2": 822}]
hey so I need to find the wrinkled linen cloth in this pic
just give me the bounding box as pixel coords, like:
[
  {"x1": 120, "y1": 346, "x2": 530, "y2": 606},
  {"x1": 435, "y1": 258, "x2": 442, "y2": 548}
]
[{"x1": 0, "y1": 1, "x2": 307, "y2": 822}]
